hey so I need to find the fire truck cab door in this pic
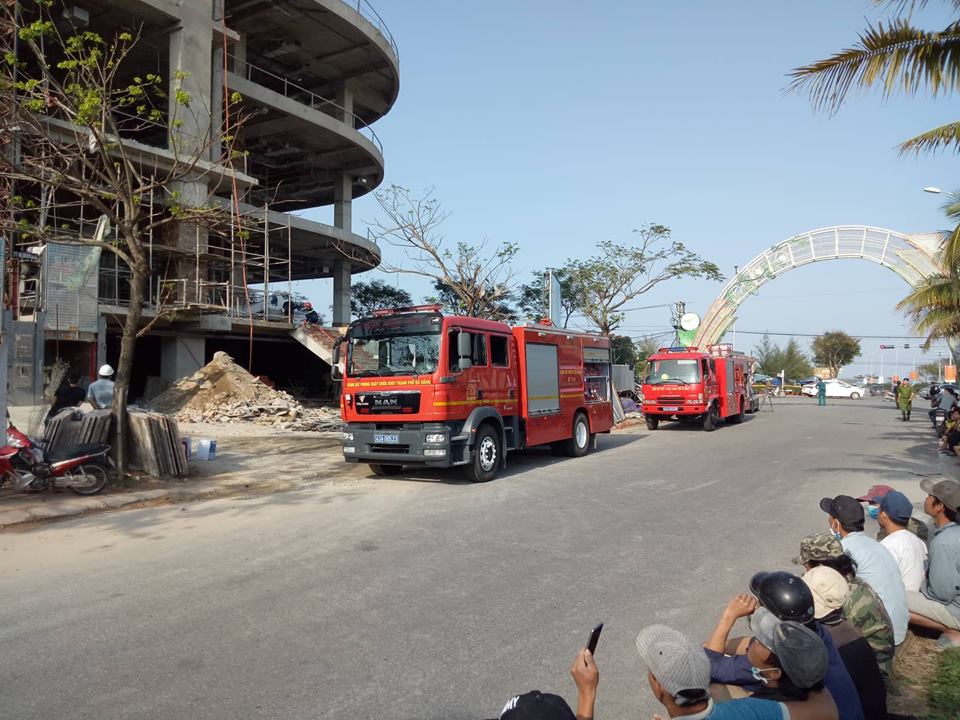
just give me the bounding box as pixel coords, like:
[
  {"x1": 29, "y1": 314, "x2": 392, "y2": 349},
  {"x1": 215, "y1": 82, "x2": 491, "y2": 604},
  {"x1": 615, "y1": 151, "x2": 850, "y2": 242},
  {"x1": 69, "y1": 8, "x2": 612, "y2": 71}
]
[{"x1": 449, "y1": 327, "x2": 485, "y2": 405}]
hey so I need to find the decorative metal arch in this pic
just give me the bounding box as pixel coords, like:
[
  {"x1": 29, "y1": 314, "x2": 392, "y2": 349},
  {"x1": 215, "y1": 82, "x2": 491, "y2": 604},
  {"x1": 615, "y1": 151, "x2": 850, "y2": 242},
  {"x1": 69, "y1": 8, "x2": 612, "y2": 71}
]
[{"x1": 694, "y1": 226, "x2": 943, "y2": 348}]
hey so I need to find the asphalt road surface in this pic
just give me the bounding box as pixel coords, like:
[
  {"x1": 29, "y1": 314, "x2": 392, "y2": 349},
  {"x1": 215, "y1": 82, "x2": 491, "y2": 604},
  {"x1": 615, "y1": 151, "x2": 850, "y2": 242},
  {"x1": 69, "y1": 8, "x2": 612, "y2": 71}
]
[{"x1": 0, "y1": 398, "x2": 945, "y2": 720}]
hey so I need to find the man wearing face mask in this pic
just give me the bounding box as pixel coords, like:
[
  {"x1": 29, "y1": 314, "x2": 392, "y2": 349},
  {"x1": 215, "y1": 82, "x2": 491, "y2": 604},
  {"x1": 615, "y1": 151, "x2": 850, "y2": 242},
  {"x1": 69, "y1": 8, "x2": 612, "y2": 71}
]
[
  {"x1": 874, "y1": 490, "x2": 928, "y2": 593},
  {"x1": 819, "y1": 495, "x2": 909, "y2": 647},
  {"x1": 703, "y1": 573, "x2": 862, "y2": 720},
  {"x1": 856, "y1": 484, "x2": 928, "y2": 542}
]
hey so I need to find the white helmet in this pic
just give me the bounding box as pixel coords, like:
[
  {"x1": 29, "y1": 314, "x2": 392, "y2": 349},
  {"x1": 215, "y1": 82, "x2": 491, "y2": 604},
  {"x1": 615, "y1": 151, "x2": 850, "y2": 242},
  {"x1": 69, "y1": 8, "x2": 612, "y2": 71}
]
[{"x1": 98, "y1": 364, "x2": 115, "y2": 377}]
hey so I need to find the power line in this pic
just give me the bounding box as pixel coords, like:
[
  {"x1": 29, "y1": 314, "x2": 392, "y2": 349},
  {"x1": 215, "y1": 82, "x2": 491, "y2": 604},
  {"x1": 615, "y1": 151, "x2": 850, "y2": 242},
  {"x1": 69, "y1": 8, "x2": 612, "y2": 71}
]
[{"x1": 735, "y1": 330, "x2": 947, "y2": 341}]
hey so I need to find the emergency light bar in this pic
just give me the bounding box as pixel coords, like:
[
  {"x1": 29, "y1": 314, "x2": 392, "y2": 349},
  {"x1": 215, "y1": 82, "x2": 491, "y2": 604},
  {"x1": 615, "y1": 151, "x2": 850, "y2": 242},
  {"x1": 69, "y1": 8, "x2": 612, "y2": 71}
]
[
  {"x1": 372, "y1": 303, "x2": 442, "y2": 316},
  {"x1": 657, "y1": 346, "x2": 699, "y2": 353}
]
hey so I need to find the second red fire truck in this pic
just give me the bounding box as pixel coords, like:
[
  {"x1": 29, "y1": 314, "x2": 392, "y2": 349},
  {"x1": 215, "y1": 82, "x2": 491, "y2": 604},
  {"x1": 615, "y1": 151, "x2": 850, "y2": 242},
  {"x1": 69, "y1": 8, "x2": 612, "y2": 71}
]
[
  {"x1": 641, "y1": 344, "x2": 756, "y2": 431},
  {"x1": 334, "y1": 305, "x2": 614, "y2": 482}
]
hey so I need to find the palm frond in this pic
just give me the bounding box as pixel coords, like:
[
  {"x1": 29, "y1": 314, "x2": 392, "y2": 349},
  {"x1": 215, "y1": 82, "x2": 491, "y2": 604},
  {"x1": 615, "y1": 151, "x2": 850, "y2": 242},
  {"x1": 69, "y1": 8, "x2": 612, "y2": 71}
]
[
  {"x1": 875, "y1": 0, "x2": 960, "y2": 14},
  {"x1": 788, "y1": 19, "x2": 960, "y2": 113},
  {"x1": 898, "y1": 119, "x2": 960, "y2": 153},
  {"x1": 938, "y1": 219, "x2": 960, "y2": 267}
]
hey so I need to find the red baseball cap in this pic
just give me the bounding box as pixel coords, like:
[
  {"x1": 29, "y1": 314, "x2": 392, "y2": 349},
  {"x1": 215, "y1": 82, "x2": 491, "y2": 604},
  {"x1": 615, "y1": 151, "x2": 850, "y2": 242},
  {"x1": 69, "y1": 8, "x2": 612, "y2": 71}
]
[{"x1": 856, "y1": 484, "x2": 894, "y2": 502}]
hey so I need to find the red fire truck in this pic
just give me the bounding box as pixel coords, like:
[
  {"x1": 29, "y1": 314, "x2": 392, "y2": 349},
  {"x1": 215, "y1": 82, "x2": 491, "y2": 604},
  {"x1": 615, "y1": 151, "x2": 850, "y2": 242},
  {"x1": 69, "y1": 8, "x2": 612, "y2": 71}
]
[
  {"x1": 641, "y1": 344, "x2": 756, "y2": 432},
  {"x1": 333, "y1": 305, "x2": 615, "y2": 482}
]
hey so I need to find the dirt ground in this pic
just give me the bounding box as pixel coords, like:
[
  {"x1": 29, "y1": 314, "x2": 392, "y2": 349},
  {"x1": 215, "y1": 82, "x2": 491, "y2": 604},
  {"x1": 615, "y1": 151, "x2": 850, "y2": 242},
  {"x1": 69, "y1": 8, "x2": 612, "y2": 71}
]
[{"x1": 888, "y1": 631, "x2": 942, "y2": 716}]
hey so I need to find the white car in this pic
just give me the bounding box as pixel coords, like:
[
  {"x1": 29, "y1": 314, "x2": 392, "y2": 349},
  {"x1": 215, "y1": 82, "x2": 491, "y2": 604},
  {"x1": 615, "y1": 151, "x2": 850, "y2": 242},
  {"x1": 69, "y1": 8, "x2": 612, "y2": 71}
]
[{"x1": 801, "y1": 380, "x2": 863, "y2": 399}]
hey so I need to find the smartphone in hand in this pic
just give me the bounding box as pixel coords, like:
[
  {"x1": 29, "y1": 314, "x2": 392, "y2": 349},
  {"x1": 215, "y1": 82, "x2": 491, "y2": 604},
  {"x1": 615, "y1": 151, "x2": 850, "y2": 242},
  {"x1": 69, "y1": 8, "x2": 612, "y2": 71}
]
[{"x1": 586, "y1": 623, "x2": 603, "y2": 655}]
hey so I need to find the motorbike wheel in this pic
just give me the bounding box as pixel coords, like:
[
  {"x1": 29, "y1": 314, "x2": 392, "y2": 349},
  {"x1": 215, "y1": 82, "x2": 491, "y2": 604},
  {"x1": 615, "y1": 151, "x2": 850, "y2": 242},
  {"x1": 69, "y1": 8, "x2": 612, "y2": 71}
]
[{"x1": 68, "y1": 463, "x2": 110, "y2": 496}]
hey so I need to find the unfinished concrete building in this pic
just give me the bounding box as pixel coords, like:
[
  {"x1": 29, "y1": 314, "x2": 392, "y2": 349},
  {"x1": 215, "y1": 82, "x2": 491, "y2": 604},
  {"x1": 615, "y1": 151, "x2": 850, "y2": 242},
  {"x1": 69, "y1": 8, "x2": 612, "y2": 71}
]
[{"x1": 5, "y1": 0, "x2": 398, "y2": 404}]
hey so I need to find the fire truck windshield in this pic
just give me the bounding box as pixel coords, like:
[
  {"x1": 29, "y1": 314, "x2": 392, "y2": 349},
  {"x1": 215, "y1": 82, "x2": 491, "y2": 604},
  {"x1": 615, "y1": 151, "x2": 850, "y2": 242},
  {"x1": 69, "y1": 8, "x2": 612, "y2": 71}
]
[
  {"x1": 645, "y1": 358, "x2": 701, "y2": 385},
  {"x1": 347, "y1": 314, "x2": 442, "y2": 377}
]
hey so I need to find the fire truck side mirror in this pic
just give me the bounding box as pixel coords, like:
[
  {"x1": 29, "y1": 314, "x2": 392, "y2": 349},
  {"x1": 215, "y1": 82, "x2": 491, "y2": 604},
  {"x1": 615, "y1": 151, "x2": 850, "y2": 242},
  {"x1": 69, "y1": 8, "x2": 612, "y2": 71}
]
[
  {"x1": 331, "y1": 339, "x2": 343, "y2": 381},
  {"x1": 457, "y1": 331, "x2": 473, "y2": 370}
]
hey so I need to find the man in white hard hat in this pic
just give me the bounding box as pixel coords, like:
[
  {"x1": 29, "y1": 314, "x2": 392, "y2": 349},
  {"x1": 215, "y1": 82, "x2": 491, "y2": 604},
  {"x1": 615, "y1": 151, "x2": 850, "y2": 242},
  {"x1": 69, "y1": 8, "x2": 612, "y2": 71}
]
[{"x1": 87, "y1": 364, "x2": 115, "y2": 410}]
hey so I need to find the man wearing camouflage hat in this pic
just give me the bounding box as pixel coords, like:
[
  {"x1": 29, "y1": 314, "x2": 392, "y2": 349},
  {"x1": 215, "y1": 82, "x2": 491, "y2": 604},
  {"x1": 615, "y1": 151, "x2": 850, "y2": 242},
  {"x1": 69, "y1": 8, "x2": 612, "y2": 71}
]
[
  {"x1": 907, "y1": 479, "x2": 960, "y2": 649},
  {"x1": 794, "y1": 532, "x2": 895, "y2": 679}
]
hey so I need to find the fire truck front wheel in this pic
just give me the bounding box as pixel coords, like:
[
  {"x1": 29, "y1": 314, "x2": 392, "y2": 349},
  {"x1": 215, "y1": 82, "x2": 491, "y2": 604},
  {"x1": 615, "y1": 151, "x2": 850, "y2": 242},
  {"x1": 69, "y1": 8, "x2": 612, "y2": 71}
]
[
  {"x1": 464, "y1": 424, "x2": 501, "y2": 483},
  {"x1": 564, "y1": 412, "x2": 592, "y2": 457},
  {"x1": 645, "y1": 416, "x2": 659, "y2": 431},
  {"x1": 703, "y1": 403, "x2": 720, "y2": 432}
]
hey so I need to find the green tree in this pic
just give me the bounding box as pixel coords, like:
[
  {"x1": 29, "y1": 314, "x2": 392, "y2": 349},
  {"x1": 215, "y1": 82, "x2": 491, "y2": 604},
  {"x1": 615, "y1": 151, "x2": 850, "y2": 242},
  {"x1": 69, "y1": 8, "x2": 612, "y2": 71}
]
[
  {"x1": 371, "y1": 186, "x2": 519, "y2": 320},
  {"x1": 753, "y1": 335, "x2": 813, "y2": 380},
  {"x1": 567, "y1": 224, "x2": 723, "y2": 334},
  {"x1": 350, "y1": 280, "x2": 413, "y2": 318},
  {"x1": 918, "y1": 360, "x2": 942, "y2": 379},
  {"x1": 634, "y1": 337, "x2": 662, "y2": 379},
  {"x1": 516, "y1": 268, "x2": 583, "y2": 328},
  {"x1": 609, "y1": 335, "x2": 638, "y2": 367},
  {"x1": 812, "y1": 331, "x2": 862, "y2": 379},
  {"x1": 0, "y1": 2, "x2": 246, "y2": 477},
  {"x1": 789, "y1": 0, "x2": 960, "y2": 155}
]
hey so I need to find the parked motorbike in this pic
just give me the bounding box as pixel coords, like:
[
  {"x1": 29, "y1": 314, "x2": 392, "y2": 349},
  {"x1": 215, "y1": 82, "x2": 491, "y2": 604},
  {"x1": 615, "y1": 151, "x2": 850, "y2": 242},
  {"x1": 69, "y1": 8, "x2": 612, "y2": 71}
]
[
  {"x1": 0, "y1": 423, "x2": 111, "y2": 495},
  {"x1": 933, "y1": 408, "x2": 949, "y2": 438}
]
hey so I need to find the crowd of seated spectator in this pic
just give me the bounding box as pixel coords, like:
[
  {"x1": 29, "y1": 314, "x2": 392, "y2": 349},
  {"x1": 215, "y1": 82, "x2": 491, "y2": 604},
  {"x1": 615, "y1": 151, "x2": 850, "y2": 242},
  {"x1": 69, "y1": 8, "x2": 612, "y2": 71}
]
[{"x1": 489, "y1": 479, "x2": 960, "y2": 720}]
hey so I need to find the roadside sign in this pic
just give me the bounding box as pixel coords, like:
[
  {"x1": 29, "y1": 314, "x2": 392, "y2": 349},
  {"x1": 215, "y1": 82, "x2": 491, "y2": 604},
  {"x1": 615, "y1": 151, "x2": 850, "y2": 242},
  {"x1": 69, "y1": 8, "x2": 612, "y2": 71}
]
[
  {"x1": 947, "y1": 365, "x2": 957, "y2": 382},
  {"x1": 904, "y1": 344, "x2": 910, "y2": 349}
]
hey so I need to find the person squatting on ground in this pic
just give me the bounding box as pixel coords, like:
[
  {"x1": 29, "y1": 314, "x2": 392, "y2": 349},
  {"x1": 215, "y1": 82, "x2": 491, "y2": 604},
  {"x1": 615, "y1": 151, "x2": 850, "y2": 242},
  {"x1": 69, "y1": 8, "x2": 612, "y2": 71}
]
[
  {"x1": 638, "y1": 623, "x2": 800, "y2": 719},
  {"x1": 819, "y1": 496, "x2": 909, "y2": 648},
  {"x1": 869, "y1": 490, "x2": 928, "y2": 593},
  {"x1": 793, "y1": 533, "x2": 895, "y2": 680},
  {"x1": 703, "y1": 572, "x2": 861, "y2": 720},
  {"x1": 907, "y1": 478, "x2": 960, "y2": 649},
  {"x1": 857, "y1": 485, "x2": 929, "y2": 543},
  {"x1": 801, "y1": 566, "x2": 886, "y2": 719},
  {"x1": 938, "y1": 407, "x2": 960, "y2": 455},
  {"x1": 896, "y1": 379, "x2": 913, "y2": 421}
]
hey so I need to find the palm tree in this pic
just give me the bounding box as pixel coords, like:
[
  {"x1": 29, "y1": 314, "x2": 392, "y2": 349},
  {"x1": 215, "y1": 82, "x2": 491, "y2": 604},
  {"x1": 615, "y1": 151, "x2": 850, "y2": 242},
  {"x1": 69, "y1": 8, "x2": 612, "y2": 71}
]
[
  {"x1": 897, "y1": 191, "x2": 960, "y2": 347},
  {"x1": 789, "y1": 1, "x2": 960, "y2": 155}
]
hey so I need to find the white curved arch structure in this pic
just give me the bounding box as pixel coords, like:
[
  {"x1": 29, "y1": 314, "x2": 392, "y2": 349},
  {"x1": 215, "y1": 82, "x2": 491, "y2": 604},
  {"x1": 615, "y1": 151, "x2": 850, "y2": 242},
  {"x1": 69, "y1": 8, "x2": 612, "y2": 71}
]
[{"x1": 694, "y1": 226, "x2": 943, "y2": 348}]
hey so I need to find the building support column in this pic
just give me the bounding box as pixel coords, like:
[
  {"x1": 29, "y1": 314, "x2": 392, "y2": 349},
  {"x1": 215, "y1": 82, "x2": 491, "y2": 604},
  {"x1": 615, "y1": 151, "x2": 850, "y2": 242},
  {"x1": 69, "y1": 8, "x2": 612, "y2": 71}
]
[
  {"x1": 333, "y1": 260, "x2": 351, "y2": 327},
  {"x1": 335, "y1": 83, "x2": 355, "y2": 127},
  {"x1": 334, "y1": 174, "x2": 352, "y2": 235},
  {"x1": 160, "y1": 336, "x2": 205, "y2": 382}
]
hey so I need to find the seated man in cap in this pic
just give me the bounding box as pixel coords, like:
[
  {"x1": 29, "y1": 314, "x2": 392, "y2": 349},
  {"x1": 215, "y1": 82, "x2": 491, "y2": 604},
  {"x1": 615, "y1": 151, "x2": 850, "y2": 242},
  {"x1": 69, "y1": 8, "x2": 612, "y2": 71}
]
[
  {"x1": 820, "y1": 495, "x2": 909, "y2": 648},
  {"x1": 637, "y1": 623, "x2": 794, "y2": 719},
  {"x1": 493, "y1": 647, "x2": 598, "y2": 720},
  {"x1": 703, "y1": 572, "x2": 862, "y2": 720},
  {"x1": 794, "y1": 533, "x2": 895, "y2": 680},
  {"x1": 907, "y1": 479, "x2": 960, "y2": 649},
  {"x1": 874, "y1": 490, "x2": 928, "y2": 593},
  {"x1": 803, "y1": 566, "x2": 886, "y2": 720},
  {"x1": 857, "y1": 484, "x2": 928, "y2": 542}
]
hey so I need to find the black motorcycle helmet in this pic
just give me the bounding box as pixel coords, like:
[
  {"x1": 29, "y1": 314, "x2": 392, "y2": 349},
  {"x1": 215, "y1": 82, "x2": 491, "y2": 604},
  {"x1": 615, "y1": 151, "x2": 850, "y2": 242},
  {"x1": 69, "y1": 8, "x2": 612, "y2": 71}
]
[{"x1": 750, "y1": 571, "x2": 815, "y2": 624}]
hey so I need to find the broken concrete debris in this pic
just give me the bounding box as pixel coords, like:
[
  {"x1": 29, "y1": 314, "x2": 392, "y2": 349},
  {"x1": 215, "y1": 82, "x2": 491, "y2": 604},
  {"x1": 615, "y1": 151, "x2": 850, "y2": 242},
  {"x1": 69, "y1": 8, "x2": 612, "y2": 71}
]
[{"x1": 148, "y1": 351, "x2": 344, "y2": 432}]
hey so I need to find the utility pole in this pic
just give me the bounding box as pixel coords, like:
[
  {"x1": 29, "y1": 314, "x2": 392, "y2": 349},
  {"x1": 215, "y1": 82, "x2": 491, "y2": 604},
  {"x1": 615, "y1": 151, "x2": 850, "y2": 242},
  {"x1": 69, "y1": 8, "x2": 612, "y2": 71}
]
[{"x1": 672, "y1": 301, "x2": 685, "y2": 346}]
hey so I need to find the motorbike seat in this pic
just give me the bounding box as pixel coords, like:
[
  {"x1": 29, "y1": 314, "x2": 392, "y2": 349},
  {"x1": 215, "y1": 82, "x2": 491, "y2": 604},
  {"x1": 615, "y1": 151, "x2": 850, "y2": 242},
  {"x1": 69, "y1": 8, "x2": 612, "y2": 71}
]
[{"x1": 46, "y1": 443, "x2": 109, "y2": 462}]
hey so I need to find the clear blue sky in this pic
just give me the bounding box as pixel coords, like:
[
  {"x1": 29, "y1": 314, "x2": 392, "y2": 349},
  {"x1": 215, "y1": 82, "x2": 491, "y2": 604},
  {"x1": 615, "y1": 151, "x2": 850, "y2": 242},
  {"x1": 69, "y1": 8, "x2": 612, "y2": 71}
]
[{"x1": 299, "y1": 0, "x2": 958, "y2": 378}]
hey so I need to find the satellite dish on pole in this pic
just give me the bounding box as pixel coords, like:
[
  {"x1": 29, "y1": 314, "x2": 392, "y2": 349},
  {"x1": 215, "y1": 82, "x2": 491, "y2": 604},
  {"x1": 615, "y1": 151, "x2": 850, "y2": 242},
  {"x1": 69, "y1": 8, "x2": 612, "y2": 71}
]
[{"x1": 679, "y1": 312, "x2": 701, "y2": 331}]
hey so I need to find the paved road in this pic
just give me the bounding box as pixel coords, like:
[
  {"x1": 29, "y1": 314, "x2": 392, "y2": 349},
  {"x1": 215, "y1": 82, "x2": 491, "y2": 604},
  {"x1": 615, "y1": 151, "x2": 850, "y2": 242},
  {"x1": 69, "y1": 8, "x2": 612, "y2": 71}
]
[{"x1": 0, "y1": 398, "x2": 948, "y2": 719}]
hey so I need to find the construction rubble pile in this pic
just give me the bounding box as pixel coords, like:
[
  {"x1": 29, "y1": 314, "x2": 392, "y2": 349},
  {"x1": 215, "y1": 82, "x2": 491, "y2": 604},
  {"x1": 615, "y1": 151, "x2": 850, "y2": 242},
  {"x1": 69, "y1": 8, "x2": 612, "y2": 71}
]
[{"x1": 148, "y1": 351, "x2": 344, "y2": 432}]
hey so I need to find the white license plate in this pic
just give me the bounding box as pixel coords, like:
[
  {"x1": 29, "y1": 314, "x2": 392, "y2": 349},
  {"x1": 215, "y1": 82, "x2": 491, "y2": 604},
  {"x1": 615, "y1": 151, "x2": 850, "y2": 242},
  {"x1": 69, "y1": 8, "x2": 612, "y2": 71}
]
[
  {"x1": 661, "y1": 406, "x2": 679, "y2": 411},
  {"x1": 374, "y1": 433, "x2": 400, "y2": 444}
]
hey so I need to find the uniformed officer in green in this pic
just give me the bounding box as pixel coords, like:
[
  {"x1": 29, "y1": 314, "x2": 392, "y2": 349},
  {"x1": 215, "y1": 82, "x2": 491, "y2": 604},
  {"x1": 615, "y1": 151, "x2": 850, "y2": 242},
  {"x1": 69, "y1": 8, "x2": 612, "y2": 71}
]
[
  {"x1": 898, "y1": 378, "x2": 914, "y2": 421},
  {"x1": 816, "y1": 377, "x2": 827, "y2": 406}
]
